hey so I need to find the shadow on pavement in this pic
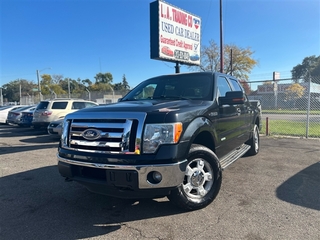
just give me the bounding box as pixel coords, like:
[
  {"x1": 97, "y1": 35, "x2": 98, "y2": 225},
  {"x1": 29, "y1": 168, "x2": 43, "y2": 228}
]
[
  {"x1": 276, "y1": 162, "x2": 320, "y2": 211},
  {"x1": 0, "y1": 166, "x2": 185, "y2": 240},
  {"x1": 0, "y1": 125, "x2": 48, "y2": 138},
  {"x1": 0, "y1": 143, "x2": 58, "y2": 155}
]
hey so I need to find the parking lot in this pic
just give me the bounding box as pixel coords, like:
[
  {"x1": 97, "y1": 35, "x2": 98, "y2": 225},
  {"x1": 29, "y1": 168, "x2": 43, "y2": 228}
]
[{"x1": 0, "y1": 124, "x2": 319, "y2": 240}]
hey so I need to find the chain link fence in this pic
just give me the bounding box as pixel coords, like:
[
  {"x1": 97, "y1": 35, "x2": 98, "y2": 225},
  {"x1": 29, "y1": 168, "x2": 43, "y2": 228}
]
[
  {"x1": 248, "y1": 76, "x2": 320, "y2": 138},
  {"x1": 18, "y1": 76, "x2": 320, "y2": 138}
]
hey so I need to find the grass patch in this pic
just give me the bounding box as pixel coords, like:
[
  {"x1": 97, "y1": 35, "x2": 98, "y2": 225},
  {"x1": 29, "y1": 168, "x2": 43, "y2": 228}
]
[
  {"x1": 261, "y1": 120, "x2": 320, "y2": 138},
  {"x1": 262, "y1": 109, "x2": 320, "y2": 115}
]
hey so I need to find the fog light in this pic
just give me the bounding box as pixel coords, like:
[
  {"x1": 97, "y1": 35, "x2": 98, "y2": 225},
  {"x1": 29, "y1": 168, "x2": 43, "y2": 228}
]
[
  {"x1": 147, "y1": 171, "x2": 162, "y2": 184},
  {"x1": 153, "y1": 171, "x2": 162, "y2": 183}
]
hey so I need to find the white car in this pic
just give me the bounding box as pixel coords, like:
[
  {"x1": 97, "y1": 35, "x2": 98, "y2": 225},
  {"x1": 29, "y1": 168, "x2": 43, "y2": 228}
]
[
  {"x1": 0, "y1": 105, "x2": 28, "y2": 124},
  {"x1": 32, "y1": 99, "x2": 98, "y2": 129}
]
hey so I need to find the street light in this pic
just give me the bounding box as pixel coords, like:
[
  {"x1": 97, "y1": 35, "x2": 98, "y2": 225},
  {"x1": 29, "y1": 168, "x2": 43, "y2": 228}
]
[{"x1": 36, "y1": 67, "x2": 51, "y2": 101}]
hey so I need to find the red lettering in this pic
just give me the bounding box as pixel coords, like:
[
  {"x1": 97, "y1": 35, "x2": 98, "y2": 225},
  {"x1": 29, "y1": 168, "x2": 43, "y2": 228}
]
[
  {"x1": 188, "y1": 15, "x2": 192, "y2": 27},
  {"x1": 161, "y1": 3, "x2": 163, "y2": 18},
  {"x1": 171, "y1": 9, "x2": 187, "y2": 26}
]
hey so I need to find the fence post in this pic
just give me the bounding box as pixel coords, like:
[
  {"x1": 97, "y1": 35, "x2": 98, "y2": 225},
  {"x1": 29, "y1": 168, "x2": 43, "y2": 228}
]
[
  {"x1": 266, "y1": 117, "x2": 269, "y2": 136},
  {"x1": 306, "y1": 75, "x2": 311, "y2": 138}
]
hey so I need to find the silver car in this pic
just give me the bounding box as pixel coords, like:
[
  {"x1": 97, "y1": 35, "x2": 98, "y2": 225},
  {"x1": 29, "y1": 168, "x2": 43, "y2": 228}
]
[
  {"x1": 47, "y1": 118, "x2": 63, "y2": 137},
  {"x1": 7, "y1": 105, "x2": 36, "y2": 125}
]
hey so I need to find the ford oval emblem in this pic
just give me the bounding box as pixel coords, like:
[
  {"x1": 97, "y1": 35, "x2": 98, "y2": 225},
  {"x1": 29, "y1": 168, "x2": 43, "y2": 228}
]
[{"x1": 82, "y1": 129, "x2": 101, "y2": 140}]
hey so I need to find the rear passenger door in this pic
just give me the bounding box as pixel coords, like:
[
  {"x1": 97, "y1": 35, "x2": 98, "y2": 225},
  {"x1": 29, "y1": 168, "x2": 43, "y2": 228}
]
[{"x1": 228, "y1": 78, "x2": 250, "y2": 143}]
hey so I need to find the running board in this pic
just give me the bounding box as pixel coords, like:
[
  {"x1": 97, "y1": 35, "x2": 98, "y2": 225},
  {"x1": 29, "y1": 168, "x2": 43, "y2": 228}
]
[{"x1": 219, "y1": 144, "x2": 251, "y2": 170}]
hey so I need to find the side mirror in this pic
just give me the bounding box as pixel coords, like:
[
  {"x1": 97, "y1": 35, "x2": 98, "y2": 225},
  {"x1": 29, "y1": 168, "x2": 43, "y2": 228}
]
[
  {"x1": 117, "y1": 98, "x2": 123, "y2": 102},
  {"x1": 219, "y1": 91, "x2": 245, "y2": 105}
]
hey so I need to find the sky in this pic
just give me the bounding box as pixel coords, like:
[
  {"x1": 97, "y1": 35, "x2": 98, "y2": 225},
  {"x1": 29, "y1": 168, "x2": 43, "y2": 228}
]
[{"x1": 1, "y1": 0, "x2": 319, "y2": 91}]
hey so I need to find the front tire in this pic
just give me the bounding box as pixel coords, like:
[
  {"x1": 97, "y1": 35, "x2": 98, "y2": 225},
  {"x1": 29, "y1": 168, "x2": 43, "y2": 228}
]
[{"x1": 168, "y1": 144, "x2": 222, "y2": 211}]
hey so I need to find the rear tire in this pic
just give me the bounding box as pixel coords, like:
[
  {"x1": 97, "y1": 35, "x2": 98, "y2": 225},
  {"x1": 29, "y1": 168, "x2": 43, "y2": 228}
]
[
  {"x1": 168, "y1": 144, "x2": 222, "y2": 211},
  {"x1": 246, "y1": 124, "x2": 260, "y2": 156}
]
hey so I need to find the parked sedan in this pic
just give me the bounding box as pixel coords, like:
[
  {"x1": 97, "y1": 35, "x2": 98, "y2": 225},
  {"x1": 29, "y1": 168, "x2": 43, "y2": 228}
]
[
  {"x1": 18, "y1": 108, "x2": 36, "y2": 127},
  {"x1": 7, "y1": 105, "x2": 36, "y2": 125},
  {"x1": 47, "y1": 118, "x2": 63, "y2": 137},
  {"x1": 0, "y1": 105, "x2": 28, "y2": 124}
]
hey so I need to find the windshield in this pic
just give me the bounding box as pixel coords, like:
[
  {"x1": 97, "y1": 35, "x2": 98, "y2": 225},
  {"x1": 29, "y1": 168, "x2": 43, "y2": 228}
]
[{"x1": 122, "y1": 73, "x2": 213, "y2": 101}]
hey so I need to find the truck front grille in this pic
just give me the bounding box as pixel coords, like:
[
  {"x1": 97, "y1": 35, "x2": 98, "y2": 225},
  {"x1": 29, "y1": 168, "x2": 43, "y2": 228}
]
[{"x1": 67, "y1": 118, "x2": 138, "y2": 154}]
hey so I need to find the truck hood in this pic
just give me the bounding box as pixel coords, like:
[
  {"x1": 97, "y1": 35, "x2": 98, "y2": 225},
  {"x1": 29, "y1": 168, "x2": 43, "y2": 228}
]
[{"x1": 79, "y1": 100, "x2": 210, "y2": 114}]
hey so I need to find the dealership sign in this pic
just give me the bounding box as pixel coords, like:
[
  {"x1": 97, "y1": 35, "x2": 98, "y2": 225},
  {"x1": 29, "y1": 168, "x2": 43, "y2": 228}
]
[{"x1": 150, "y1": 0, "x2": 201, "y2": 65}]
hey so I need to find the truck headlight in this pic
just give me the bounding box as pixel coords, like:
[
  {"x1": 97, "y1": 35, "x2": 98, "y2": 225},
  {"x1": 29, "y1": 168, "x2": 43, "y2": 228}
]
[
  {"x1": 142, "y1": 123, "x2": 182, "y2": 153},
  {"x1": 61, "y1": 119, "x2": 70, "y2": 148}
]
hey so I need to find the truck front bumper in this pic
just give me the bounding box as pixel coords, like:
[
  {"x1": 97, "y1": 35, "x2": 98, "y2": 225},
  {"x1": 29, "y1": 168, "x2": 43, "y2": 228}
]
[{"x1": 58, "y1": 154, "x2": 188, "y2": 197}]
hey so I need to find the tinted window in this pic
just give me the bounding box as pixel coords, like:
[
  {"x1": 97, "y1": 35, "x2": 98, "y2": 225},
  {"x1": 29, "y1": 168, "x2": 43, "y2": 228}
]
[
  {"x1": 36, "y1": 102, "x2": 49, "y2": 110},
  {"x1": 122, "y1": 74, "x2": 213, "y2": 101},
  {"x1": 217, "y1": 76, "x2": 231, "y2": 97},
  {"x1": 72, "y1": 102, "x2": 86, "y2": 109},
  {"x1": 229, "y1": 78, "x2": 243, "y2": 91},
  {"x1": 52, "y1": 102, "x2": 68, "y2": 109}
]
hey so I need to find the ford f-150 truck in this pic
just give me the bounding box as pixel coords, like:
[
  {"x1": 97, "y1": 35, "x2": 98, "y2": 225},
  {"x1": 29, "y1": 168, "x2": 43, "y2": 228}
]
[{"x1": 57, "y1": 72, "x2": 262, "y2": 210}]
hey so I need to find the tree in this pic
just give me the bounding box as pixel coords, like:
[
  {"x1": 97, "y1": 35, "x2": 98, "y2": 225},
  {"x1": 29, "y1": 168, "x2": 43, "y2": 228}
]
[
  {"x1": 82, "y1": 79, "x2": 92, "y2": 86},
  {"x1": 121, "y1": 74, "x2": 130, "y2": 90},
  {"x1": 1, "y1": 79, "x2": 37, "y2": 103},
  {"x1": 114, "y1": 74, "x2": 130, "y2": 92},
  {"x1": 291, "y1": 55, "x2": 320, "y2": 83},
  {"x1": 189, "y1": 40, "x2": 258, "y2": 81},
  {"x1": 51, "y1": 74, "x2": 64, "y2": 84},
  {"x1": 94, "y1": 72, "x2": 113, "y2": 84},
  {"x1": 285, "y1": 83, "x2": 305, "y2": 108}
]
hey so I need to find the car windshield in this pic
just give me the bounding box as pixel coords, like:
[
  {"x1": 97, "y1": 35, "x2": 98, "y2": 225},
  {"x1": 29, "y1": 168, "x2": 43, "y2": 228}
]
[{"x1": 121, "y1": 73, "x2": 213, "y2": 101}]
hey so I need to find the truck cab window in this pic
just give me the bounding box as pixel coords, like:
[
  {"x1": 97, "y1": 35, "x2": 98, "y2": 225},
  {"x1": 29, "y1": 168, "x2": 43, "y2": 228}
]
[
  {"x1": 217, "y1": 76, "x2": 232, "y2": 97},
  {"x1": 229, "y1": 78, "x2": 244, "y2": 92}
]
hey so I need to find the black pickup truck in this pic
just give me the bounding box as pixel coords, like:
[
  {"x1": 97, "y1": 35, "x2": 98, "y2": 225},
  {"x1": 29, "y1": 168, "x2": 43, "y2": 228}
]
[{"x1": 57, "y1": 72, "x2": 262, "y2": 210}]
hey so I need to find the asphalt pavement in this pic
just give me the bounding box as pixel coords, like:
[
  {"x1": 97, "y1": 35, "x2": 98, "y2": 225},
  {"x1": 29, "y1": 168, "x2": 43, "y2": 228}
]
[{"x1": 0, "y1": 125, "x2": 319, "y2": 240}]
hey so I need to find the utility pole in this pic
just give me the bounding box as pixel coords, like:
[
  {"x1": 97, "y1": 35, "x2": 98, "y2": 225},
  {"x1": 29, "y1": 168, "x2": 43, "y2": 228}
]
[
  {"x1": 68, "y1": 79, "x2": 71, "y2": 98},
  {"x1": 19, "y1": 79, "x2": 21, "y2": 104},
  {"x1": 0, "y1": 87, "x2": 3, "y2": 106},
  {"x1": 36, "y1": 70, "x2": 42, "y2": 101},
  {"x1": 220, "y1": 0, "x2": 224, "y2": 73}
]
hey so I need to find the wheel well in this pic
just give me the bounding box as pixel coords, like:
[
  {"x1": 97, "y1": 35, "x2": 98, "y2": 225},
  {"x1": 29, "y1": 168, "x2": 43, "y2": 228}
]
[{"x1": 192, "y1": 131, "x2": 215, "y2": 153}]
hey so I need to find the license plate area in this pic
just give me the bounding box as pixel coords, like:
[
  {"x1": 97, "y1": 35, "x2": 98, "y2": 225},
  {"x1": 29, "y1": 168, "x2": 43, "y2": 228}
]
[{"x1": 105, "y1": 170, "x2": 138, "y2": 189}]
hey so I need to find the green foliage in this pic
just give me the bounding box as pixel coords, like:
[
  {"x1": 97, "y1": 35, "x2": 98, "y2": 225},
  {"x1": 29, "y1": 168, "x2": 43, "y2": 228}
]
[
  {"x1": 1, "y1": 79, "x2": 37, "y2": 103},
  {"x1": 291, "y1": 55, "x2": 320, "y2": 83},
  {"x1": 94, "y1": 72, "x2": 113, "y2": 84},
  {"x1": 1, "y1": 72, "x2": 131, "y2": 102}
]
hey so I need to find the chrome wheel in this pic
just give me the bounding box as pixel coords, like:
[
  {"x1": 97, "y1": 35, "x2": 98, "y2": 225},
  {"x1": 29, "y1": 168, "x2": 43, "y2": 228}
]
[
  {"x1": 168, "y1": 144, "x2": 222, "y2": 210},
  {"x1": 183, "y1": 158, "x2": 214, "y2": 201}
]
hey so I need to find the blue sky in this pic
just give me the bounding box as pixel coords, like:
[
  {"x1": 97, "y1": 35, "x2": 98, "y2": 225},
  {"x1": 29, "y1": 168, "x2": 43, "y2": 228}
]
[{"x1": 1, "y1": 0, "x2": 319, "y2": 90}]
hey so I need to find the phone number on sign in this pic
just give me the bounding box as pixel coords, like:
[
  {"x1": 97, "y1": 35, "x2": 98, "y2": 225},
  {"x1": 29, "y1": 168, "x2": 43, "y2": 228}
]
[{"x1": 174, "y1": 50, "x2": 189, "y2": 61}]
